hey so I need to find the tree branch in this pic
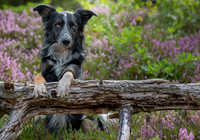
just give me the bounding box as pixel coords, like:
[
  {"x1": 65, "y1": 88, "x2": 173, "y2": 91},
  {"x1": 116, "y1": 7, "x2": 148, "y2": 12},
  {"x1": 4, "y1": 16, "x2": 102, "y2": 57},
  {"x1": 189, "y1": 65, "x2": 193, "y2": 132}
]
[
  {"x1": 117, "y1": 104, "x2": 133, "y2": 140},
  {"x1": 0, "y1": 79, "x2": 200, "y2": 140}
]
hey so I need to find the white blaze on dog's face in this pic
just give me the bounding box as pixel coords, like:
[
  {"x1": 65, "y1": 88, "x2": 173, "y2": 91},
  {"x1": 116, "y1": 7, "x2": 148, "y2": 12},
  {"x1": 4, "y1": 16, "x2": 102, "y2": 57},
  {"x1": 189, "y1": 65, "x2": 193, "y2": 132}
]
[{"x1": 52, "y1": 11, "x2": 78, "y2": 49}]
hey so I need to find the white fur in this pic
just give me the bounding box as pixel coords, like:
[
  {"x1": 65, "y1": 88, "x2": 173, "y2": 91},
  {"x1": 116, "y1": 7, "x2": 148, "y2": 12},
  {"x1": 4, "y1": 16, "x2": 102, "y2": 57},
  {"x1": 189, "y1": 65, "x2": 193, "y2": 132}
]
[
  {"x1": 98, "y1": 114, "x2": 108, "y2": 128},
  {"x1": 56, "y1": 72, "x2": 73, "y2": 97},
  {"x1": 98, "y1": 113, "x2": 119, "y2": 130},
  {"x1": 49, "y1": 114, "x2": 69, "y2": 130},
  {"x1": 33, "y1": 83, "x2": 47, "y2": 98}
]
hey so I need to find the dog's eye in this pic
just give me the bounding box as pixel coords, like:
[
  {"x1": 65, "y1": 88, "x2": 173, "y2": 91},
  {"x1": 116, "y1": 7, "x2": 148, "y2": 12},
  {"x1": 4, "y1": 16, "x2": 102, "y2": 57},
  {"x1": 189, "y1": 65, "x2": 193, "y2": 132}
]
[
  {"x1": 72, "y1": 25, "x2": 76, "y2": 28},
  {"x1": 56, "y1": 24, "x2": 60, "y2": 27}
]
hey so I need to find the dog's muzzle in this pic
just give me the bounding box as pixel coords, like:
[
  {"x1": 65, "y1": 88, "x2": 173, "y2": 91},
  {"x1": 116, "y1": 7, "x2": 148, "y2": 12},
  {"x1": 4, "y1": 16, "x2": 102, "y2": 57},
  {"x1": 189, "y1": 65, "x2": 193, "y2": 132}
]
[
  {"x1": 62, "y1": 39, "x2": 70, "y2": 45},
  {"x1": 60, "y1": 33, "x2": 72, "y2": 46}
]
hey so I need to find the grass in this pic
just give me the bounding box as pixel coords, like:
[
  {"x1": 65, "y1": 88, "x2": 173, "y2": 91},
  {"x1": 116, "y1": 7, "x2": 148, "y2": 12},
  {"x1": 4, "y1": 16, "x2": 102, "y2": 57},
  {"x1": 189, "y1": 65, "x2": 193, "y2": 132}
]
[{"x1": 1, "y1": 110, "x2": 199, "y2": 139}]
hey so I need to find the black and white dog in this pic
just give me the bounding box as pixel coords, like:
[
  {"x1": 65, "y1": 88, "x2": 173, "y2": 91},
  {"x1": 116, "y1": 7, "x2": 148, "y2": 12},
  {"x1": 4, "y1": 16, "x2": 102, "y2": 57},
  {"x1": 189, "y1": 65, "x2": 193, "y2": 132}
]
[{"x1": 33, "y1": 4, "x2": 108, "y2": 135}]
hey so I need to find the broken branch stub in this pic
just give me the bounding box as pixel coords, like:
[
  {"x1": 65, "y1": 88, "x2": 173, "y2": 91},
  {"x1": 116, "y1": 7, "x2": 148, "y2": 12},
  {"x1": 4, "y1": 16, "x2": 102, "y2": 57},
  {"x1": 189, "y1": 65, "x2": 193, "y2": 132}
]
[{"x1": 117, "y1": 104, "x2": 134, "y2": 140}]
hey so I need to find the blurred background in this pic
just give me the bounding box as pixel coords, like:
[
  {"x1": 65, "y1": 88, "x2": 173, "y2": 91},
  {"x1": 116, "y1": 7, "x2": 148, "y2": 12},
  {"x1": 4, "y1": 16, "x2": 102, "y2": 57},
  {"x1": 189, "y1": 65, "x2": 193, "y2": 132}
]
[
  {"x1": 0, "y1": 0, "x2": 81, "y2": 10},
  {"x1": 0, "y1": 0, "x2": 200, "y2": 84}
]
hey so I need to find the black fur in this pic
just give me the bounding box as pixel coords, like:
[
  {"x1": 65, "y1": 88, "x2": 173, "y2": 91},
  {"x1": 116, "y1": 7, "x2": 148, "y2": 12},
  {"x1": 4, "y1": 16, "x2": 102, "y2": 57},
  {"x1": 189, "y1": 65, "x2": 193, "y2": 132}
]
[{"x1": 34, "y1": 4, "x2": 98, "y2": 134}]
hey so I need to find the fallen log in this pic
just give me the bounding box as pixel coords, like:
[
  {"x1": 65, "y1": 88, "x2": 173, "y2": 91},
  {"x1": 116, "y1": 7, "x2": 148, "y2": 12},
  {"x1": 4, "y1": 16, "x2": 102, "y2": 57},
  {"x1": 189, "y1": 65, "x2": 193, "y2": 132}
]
[{"x1": 0, "y1": 79, "x2": 200, "y2": 140}]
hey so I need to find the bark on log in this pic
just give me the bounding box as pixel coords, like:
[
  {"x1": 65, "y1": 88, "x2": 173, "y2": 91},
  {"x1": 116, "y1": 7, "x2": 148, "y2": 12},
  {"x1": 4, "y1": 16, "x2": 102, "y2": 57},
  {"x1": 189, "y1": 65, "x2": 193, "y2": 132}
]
[
  {"x1": 0, "y1": 79, "x2": 200, "y2": 140},
  {"x1": 117, "y1": 104, "x2": 133, "y2": 140}
]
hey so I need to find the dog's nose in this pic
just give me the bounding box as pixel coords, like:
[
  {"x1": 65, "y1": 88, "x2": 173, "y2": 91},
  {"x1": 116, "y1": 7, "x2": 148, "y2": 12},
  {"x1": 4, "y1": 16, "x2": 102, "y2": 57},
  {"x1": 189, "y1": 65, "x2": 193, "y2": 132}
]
[{"x1": 62, "y1": 39, "x2": 70, "y2": 45}]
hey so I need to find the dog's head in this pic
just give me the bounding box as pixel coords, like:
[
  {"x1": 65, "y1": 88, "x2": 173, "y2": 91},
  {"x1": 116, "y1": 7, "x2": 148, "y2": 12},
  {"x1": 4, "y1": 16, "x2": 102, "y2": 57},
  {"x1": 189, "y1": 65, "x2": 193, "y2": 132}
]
[{"x1": 34, "y1": 5, "x2": 97, "y2": 49}]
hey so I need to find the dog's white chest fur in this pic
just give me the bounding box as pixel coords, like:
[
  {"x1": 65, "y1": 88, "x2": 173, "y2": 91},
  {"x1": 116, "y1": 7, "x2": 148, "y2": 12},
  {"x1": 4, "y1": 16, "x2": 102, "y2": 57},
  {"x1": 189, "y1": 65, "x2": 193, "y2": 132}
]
[{"x1": 49, "y1": 114, "x2": 69, "y2": 129}]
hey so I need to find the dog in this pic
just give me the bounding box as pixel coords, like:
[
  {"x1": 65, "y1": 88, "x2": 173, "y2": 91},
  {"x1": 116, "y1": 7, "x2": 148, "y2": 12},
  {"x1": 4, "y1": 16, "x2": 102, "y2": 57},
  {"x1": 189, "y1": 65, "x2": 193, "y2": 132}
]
[{"x1": 33, "y1": 4, "x2": 104, "y2": 135}]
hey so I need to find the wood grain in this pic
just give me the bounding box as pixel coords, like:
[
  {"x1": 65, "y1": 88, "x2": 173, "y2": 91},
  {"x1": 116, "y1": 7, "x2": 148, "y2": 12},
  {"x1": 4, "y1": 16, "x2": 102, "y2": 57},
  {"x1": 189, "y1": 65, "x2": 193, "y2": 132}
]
[{"x1": 0, "y1": 79, "x2": 200, "y2": 140}]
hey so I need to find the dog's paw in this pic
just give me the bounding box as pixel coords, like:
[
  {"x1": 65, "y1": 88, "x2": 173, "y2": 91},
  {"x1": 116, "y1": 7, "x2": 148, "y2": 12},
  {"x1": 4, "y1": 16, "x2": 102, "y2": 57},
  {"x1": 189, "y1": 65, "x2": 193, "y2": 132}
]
[
  {"x1": 56, "y1": 72, "x2": 73, "y2": 98},
  {"x1": 33, "y1": 83, "x2": 47, "y2": 98}
]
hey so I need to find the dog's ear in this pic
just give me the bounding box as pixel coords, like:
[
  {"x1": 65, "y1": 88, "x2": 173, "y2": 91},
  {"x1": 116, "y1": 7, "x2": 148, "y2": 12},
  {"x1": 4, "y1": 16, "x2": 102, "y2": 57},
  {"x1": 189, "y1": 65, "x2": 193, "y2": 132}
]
[
  {"x1": 33, "y1": 4, "x2": 56, "y2": 22},
  {"x1": 74, "y1": 8, "x2": 98, "y2": 25}
]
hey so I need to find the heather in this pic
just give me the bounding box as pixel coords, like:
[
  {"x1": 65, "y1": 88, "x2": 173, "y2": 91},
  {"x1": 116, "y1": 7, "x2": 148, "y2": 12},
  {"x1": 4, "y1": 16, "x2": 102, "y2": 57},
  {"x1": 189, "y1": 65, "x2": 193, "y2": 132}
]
[
  {"x1": 0, "y1": 8, "x2": 42, "y2": 83},
  {"x1": 82, "y1": 0, "x2": 200, "y2": 83},
  {"x1": 2, "y1": 110, "x2": 199, "y2": 139},
  {"x1": 0, "y1": 0, "x2": 200, "y2": 139}
]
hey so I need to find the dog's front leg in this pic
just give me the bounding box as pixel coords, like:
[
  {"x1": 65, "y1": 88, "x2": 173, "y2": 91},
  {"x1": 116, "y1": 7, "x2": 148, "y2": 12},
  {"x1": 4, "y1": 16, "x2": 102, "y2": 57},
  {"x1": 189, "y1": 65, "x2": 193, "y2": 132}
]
[
  {"x1": 33, "y1": 74, "x2": 47, "y2": 98},
  {"x1": 56, "y1": 71, "x2": 74, "y2": 97}
]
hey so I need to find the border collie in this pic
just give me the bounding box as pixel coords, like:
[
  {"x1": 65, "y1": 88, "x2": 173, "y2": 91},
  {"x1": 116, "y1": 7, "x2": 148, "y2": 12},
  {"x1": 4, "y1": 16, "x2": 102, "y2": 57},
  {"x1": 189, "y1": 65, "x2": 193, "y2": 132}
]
[{"x1": 33, "y1": 4, "x2": 104, "y2": 135}]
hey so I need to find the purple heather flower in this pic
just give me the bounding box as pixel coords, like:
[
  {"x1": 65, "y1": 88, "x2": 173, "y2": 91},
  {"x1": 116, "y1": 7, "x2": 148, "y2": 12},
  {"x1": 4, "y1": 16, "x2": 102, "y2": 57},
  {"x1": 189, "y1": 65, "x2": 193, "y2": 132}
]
[
  {"x1": 90, "y1": 6, "x2": 110, "y2": 16},
  {"x1": 131, "y1": 18, "x2": 136, "y2": 25},
  {"x1": 178, "y1": 128, "x2": 195, "y2": 140}
]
